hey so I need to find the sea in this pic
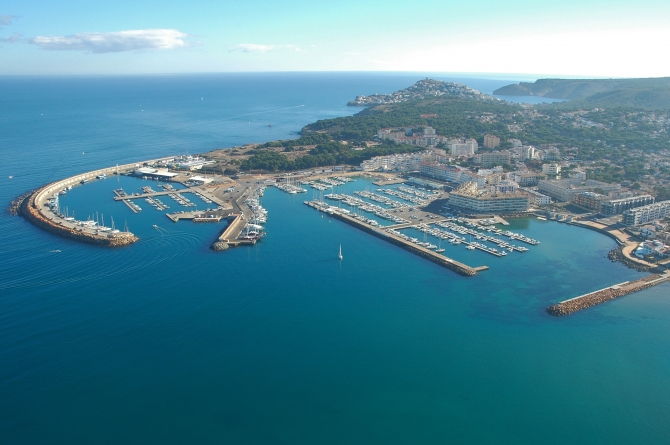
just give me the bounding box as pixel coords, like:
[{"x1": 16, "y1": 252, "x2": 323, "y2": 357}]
[{"x1": 1, "y1": 73, "x2": 669, "y2": 445}]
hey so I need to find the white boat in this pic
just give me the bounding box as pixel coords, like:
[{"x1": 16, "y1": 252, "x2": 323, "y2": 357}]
[{"x1": 338, "y1": 244, "x2": 343, "y2": 260}]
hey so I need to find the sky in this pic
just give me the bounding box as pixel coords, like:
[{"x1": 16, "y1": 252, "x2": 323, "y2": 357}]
[{"x1": 1, "y1": 0, "x2": 669, "y2": 77}]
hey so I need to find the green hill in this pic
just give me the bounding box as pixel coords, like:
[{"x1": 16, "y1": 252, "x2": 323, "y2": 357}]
[{"x1": 494, "y1": 77, "x2": 670, "y2": 109}]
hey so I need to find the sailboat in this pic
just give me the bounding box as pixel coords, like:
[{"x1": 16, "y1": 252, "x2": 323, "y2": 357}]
[{"x1": 338, "y1": 244, "x2": 343, "y2": 261}]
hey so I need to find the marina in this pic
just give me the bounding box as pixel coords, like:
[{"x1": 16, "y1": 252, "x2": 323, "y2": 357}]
[{"x1": 304, "y1": 199, "x2": 484, "y2": 276}]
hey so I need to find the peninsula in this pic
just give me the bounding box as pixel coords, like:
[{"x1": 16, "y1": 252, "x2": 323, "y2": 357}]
[{"x1": 493, "y1": 77, "x2": 670, "y2": 109}]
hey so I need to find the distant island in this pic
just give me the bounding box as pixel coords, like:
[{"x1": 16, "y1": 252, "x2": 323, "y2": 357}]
[{"x1": 493, "y1": 77, "x2": 670, "y2": 109}]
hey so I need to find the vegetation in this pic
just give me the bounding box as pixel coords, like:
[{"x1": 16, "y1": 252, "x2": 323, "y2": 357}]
[
  {"x1": 494, "y1": 77, "x2": 670, "y2": 109},
  {"x1": 240, "y1": 139, "x2": 421, "y2": 172}
]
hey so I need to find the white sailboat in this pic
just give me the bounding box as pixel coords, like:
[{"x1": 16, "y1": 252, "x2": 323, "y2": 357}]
[{"x1": 338, "y1": 244, "x2": 343, "y2": 261}]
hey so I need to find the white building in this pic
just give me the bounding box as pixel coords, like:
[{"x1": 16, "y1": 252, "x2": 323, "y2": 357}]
[
  {"x1": 519, "y1": 146, "x2": 535, "y2": 161},
  {"x1": 537, "y1": 178, "x2": 621, "y2": 202},
  {"x1": 542, "y1": 163, "x2": 561, "y2": 175},
  {"x1": 461, "y1": 171, "x2": 487, "y2": 188},
  {"x1": 419, "y1": 162, "x2": 466, "y2": 182},
  {"x1": 448, "y1": 138, "x2": 478, "y2": 156},
  {"x1": 623, "y1": 200, "x2": 670, "y2": 226},
  {"x1": 521, "y1": 188, "x2": 552, "y2": 206}
]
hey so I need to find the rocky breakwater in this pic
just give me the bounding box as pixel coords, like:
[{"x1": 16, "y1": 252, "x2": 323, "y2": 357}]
[
  {"x1": 547, "y1": 273, "x2": 669, "y2": 316},
  {"x1": 17, "y1": 188, "x2": 138, "y2": 247}
]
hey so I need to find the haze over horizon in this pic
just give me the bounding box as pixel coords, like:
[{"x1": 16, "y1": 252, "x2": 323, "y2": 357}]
[{"x1": 1, "y1": 0, "x2": 669, "y2": 78}]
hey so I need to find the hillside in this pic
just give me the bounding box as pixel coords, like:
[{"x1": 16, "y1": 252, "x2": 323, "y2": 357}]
[{"x1": 494, "y1": 77, "x2": 670, "y2": 109}]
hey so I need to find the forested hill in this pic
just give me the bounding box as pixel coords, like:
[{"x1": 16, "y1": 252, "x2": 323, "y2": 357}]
[
  {"x1": 303, "y1": 97, "x2": 517, "y2": 142},
  {"x1": 494, "y1": 77, "x2": 670, "y2": 109}
]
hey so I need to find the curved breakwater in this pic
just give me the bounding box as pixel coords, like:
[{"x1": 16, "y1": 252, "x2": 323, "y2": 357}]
[{"x1": 14, "y1": 157, "x2": 173, "y2": 247}]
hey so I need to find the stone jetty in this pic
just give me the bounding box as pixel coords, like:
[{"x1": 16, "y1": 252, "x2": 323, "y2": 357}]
[{"x1": 547, "y1": 272, "x2": 670, "y2": 316}]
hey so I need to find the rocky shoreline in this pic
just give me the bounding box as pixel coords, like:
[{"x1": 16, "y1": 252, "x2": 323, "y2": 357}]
[{"x1": 607, "y1": 246, "x2": 652, "y2": 272}]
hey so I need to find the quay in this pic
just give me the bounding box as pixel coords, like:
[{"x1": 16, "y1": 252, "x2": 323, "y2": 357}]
[
  {"x1": 304, "y1": 201, "x2": 483, "y2": 276},
  {"x1": 547, "y1": 271, "x2": 670, "y2": 316}
]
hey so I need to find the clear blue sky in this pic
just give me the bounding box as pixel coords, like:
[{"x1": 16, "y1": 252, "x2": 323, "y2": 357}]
[{"x1": 1, "y1": 0, "x2": 669, "y2": 76}]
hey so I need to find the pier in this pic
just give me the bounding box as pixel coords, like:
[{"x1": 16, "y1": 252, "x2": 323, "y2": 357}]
[
  {"x1": 305, "y1": 201, "x2": 483, "y2": 276},
  {"x1": 547, "y1": 271, "x2": 670, "y2": 316}
]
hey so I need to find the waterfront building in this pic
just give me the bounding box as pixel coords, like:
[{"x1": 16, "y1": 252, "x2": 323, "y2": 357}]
[
  {"x1": 573, "y1": 191, "x2": 607, "y2": 210},
  {"x1": 133, "y1": 167, "x2": 179, "y2": 181},
  {"x1": 634, "y1": 240, "x2": 670, "y2": 258},
  {"x1": 483, "y1": 134, "x2": 500, "y2": 149},
  {"x1": 520, "y1": 188, "x2": 552, "y2": 206},
  {"x1": 448, "y1": 182, "x2": 530, "y2": 213},
  {"x1": 407, "y1": 176, "x2": 446, "y2": 190},
  {"x1": 622, "y1": 200, "x2": 670, "y2": 226},
  {"x1": 476, "y1": 150, "x2": 511, "y2": 168},
  {"x1": 599, "y1": 195, "x2": 655, "y2": 216},
  {"x1": 419, "y1": 162, "x2": 466, "y2": 182},
  {"x1": 537, "y1": 178, "x2": 621, "y2": 202},
  {"x1": 542, "y1": 163, "x2": 561, "y2": 176}
]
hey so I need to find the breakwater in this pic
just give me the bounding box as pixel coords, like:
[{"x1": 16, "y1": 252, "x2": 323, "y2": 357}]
[
  {"x1": 547, "y1": 272, "x2": 670, "y2": 316},
  {"x1": 19, "y1": 192, "x2": 137, "y2": 247},
  {"x1": 14, "y1": 157, "x2": 173, "y2": 247}
]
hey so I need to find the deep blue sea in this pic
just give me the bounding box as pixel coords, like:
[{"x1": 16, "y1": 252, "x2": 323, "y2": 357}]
[{"x1": 1, "y1": 73, "x2": 668, "y2": 445}]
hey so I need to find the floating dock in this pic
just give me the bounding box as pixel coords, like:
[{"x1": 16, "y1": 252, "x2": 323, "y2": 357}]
[{"x1": 547, "y1": 271, "x2": 670, "y2": 316}]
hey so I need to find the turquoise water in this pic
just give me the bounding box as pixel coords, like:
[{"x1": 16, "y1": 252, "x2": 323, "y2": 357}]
[{"x1": 1, "y1": 74, "x2": 670, "y2": 444}]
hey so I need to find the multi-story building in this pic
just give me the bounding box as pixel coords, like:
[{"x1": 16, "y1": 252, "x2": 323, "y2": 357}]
[
  {"x1": 419, "y1": 162, "x2": 466, "y2": 183},
  {"x1": 599, "y1": 195, "x2": 655, "y2": 216},
  {"x1": 460, "y1": 171, "x2": 487, "y2": 188},
  {"x1": 542, "y1": 163, "x2": 561, "y2": 176},
  {"x1": 537, "y1": 178, "x2": 621, "y2": 202},
  {"x1": 494, "y1": 180, "x2": 519, "y2": 194},
  {"x1": 476, "y1": 150, "x2": 511, "y2": 168},
  {"x1": 622, "y1": 200, "x2": 670, "y2": 226},
  {"x1": 521, "y1": 188, "x2": 552, "y2": 206},
  {"x1": 483, "y1": 134, "x2": 500, "y2": 149},
  {"x1": 448, "y1": 138, "x2": 478, "y2": 156},
  {"x1": 519, "y1": 146, "x2": 535, "y2": 161},
  {"x1": 360, "y1": 152, "x2": 428, "y2": 171},
  {"x1": 448, "y1": 182, "x2": 529, "y2": 213},
  {"x1": 573, "y1": 191, "x2": 607, "y2": 210},
  {"x1": 513, "y1": 172, "x2": 543, "y2": 187}
]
